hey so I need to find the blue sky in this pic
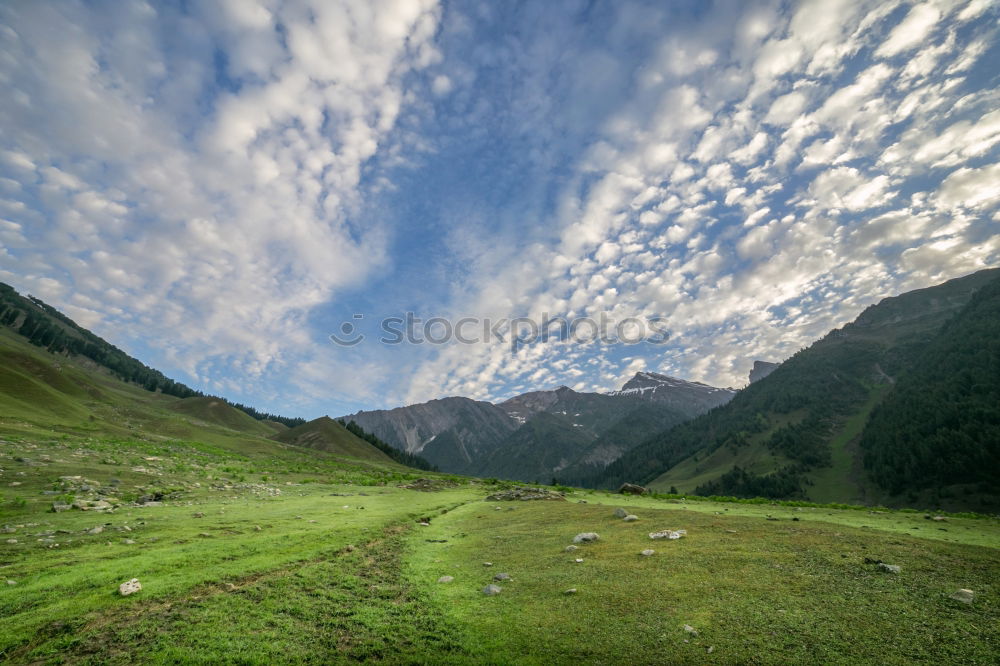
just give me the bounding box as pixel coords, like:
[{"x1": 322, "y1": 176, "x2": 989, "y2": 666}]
[{"x1": 1, "y1": 0, "x2": 998, "y2": 419}]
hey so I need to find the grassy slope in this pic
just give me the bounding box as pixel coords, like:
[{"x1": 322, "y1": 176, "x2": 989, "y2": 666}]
[
  {"x1": 166, "y1": 396, "x2": 276, "y2": 436},
  {"x1": 271, "y1": 416, "x2": 397, "y2": 464}
]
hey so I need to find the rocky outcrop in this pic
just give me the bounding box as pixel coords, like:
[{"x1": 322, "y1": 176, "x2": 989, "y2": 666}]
[{"x1": 749, "y1": 360, "x2": 779, "y2": 384}]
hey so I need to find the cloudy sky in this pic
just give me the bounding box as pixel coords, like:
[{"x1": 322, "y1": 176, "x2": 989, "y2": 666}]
[{"x1": 1, "y1": 0, "x2": 998, "y2": 419}]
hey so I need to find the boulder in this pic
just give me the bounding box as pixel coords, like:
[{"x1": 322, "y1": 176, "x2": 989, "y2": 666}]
[
  {"x1": 437, "y1": 576, "x2": 454, "y2": 584},
  {"x1": 564, "y1": 545, "x2": 579, "y2": 552},
  {"x1": 641, "y1": 549, "x2": 655, "y2": 556},
  {"x1": 877, "y1": 563, "x2": 901, "y2": 574},
  {"x1": 950, "y1": 589, "x2": 974, "y2": 604},
  {"x1": 493, "y1": 573, "x2": 512, "y2": 582},
  {"x1": 613, "y1": 508, "x2": 628, "y2": 519},
  {"x1": 572, "y1": 532, "x2": 600, "y2": 543},
  {"x1": 618, "y1": 483, "x2": 647, "y2": 495},
  {"x1": 482, "y1": 584, "x2": 502, "y2": 596},
  {"x1": 623, "y1": 515, "x2": 639, "y2": 522},
  {"x1": 563, "y1": 588, "x2": 577, "y2": 595},
  {"x1": 118, "y1": 578, "x2": 142, "y2": 596}
]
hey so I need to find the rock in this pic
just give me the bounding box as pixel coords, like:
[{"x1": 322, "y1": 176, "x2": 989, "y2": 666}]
[
  {"x1": 198, "y1": 532, "x2": 212, "y2": 538},
  {"x1": 877, "y1": 563, "x2": 901, "y2": 574},
  {"x1": 52, "y1": 502, "x2": 71, "y2": 513},
  {"x1": 225, "y1": 583, "x2": 237, "y2": 591},
  {"x1": 649, "y1": 529, "x2": 686, "y2": 540},
  {"x1": 618, "y1": 483, "x2": 647, "y2": 495},
  {"x1": 640, "y1": 549, "x2": 655, "y2": 556},
  {"x1": 86, "y1": 526, "x2": 104, "y2": 535},
  {"x1": 437, "y1": 576, "x2": 454, "y2": 584},
  {"x1": 707, "y1": 646, "x2": 714, "y2": 654},
  {"x1": 493, "y1": 573, "x2": 512, "y2": 581},
  {"x1": 573, "y1": 558, "x2": 584, "y2": 563},
  {"x1": 683, "y1": 624, "x2": 698, "y2": 636},
  {"x1": 950, "y1": 589, "x2": 974, "y2": 604},
  {"x1": 1, "y1": 527, "x2": 15, "y2": 534},
  {"x1": 6, "y1": 579, "x2": 16, "y2": 586},
  {"x1": 254, "y1": 525, "x2": 262, "y2": 531},
  {"x1": 623, "y1": 515, "x2": 639, "y2": 522},
  {"x1": 485, "y1": 487, "x2": 565, "y2": 501},
  {"x1": 572, "y1": 532, "x2": 600, "y2": 543},
  {"x1": 192, "y1": 512, "x2": 204, "y2": 518},
  {"x1": 932, "y1": 515, "x2": 947, "y2": 521},
  {"x1": 483, "y1": 584, "x2": 502, "y2": 596},
  {"x1": 118, "y1": 578, "x2": 142, "y2": 596},
  {"x1": 122, "y1": 539, "x2": 136, "y2": 545},
  {"x1": 483, "y1": 562, "x2": 493, "y2": 567},
  {"x1": 613, "y1": 508, "x2": 628, "y2": 519},
  {"x1": 564, "y1": 545, "x2": 579, "y2": 552},
  {"x1": 563, "y1": 588, "x2": 577, "y2": 595}
]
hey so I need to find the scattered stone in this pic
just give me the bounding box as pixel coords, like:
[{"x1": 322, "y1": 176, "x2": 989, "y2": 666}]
[
  {"x1": 640, "y1": 549, "x2": 655, "y2": 556},
  {"x1": 6, "y1": 580, "x2": 16, "y2": 586},
  {"x1": 649, "y1": 529, "x2": 686, "y2": 540},
  {"x1": 613, "y1": 508, "x2": 628, "y2": 519},
  {"x1": 493, "y1": 573, "x2": 512, "y2": 582},
  {"x1": 707, "y1": 646, "x2": 714, "y2": 654},
  {"x1": 309, "y1": 519, "x2": 318, "y2": 524},
  {"x1": 1, "y1": 527, "x2": 15, "y2": 534},
  {"x1": 485, "y1": 487, "x2": 565, "y2": 501},
  {"x1": 572, "y1": 532, "x2": 600, "y2": 543},
  {"x1": 51, "y1": 502, "x2": 71, "y2": 513},
  {"x1": 577, "y1": 500, "x2": 587, "y2": 504},
  {"x1": 224, "y1": 583, "x2": 237, "y2": 591},
  {"x1": 623, "y1": 515, "x2": 639, "y2": 522},
  {"x1": 564, "y1": 588, "x2": 577, "y2": 595},
  {"x1": 618, "y1": 483, "x2": 647, "y2": 495},
  {"x1": 950, "y1": 589, "x2": 974, "y2": 604},
  {"x1": 118, "y1": 578, "x2": 142, "y2": 596},
  {"x1": 932, "y1": 515, "x2": 947, "y2": 522},
  {"x1": 683, "y1": 624, "x2": 698, "y2": 636},
  {"x1": 192, "y1": 512, "x2": 204, "y2": 518},
  {"x1": 122, "y1": 539, "x2": 136, "y2": 545},
  {"x1": 573, "y1": 558, "x2": 584, "y2": 563},
  {"x1": 877, "y1": 563, "x2": 901, "y2": 574},
  {"x1": 437, "y1": 576, "x2": 454, "y2": 584},
  {"x1": 86, "y1": 526, "x2": 104, "y2": 535},
  {"x1": 198, "y1": 532, "x2": 212, "y2": 538},
  {"x1": 483, "y1": 584, "x2": 502, "y2": 596},
  {"x1": 254, "y1": 525, "x2": 262, "y2": 531},
  {"x1": 564, "y1": 545, "x2": 579, "y2": 552}
]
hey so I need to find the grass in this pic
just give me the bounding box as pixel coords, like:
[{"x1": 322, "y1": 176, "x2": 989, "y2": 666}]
[{"x1": 409, "y1": 500, "x2": 1000, "y2": 664}]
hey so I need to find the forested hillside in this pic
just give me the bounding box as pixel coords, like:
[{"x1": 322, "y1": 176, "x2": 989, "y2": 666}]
[
  {"x1": 588, "y1": 269, "x2": 1000, "y2": 510},
  {"x1": 859, "y1": 276, "x2": 1000, "y2": 499}
]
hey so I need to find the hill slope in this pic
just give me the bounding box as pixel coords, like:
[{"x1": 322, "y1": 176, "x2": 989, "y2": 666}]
[
  {"x1": 270, "y1": 417, "x2": 398, "y2": 464},
  {"x1": 167, "y1": 396, "x2": 276, "y2": 436},
  {"x1": 591, "y1": 268, "x2": 1000, "y2": 511}
]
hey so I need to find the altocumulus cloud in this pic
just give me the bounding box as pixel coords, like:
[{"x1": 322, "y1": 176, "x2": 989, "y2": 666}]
[{"x1": 0, "y1": 0, "x2": 998, "y2": 417}]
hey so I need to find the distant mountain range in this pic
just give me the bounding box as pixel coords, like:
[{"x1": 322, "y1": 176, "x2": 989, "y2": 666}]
[{"x1": 341, "y1": 371, "x2": 738, "y2": 482}]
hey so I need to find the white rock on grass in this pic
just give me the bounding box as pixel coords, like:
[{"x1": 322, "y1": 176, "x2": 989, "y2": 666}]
[
  {"x1": 683, "y1": 624, "x2": 698, "y2": 636},
  {"x1": 649, "y1": 529, "x2": 686, "y2": 540},
  {"x1": 623, "y1": 515, "x2": 639, "y2": 522},
  {"x1": 437, "y1": 576, "x2": 454, "y2": 584},
  {"x1": 950, "y1": 589, "x2": 974, "y2": 604},
  {"x1": 877, "y1": 563, "x2": 901, "y2": 574},
  {"x1": 641, "y1": 549, "x2": 655, "y2": 556},
  {"x1": 564, "y1": 545, "x2": 579, "y2": 552},
  {"x1": 118, "y1": 578, "x2": 142, "y2": 596},
  {"x1": 483, "y1": 584, "x2": 502, "y2": 596},
  {"x1": 493, "y1": 573, "x2": 512, "y2": 582},
  {"x1": 572, "y1": 532, "x2": 599, "y2": 543}
]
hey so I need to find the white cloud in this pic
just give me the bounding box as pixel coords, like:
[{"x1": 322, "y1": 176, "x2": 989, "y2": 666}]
[
  {"x1": 875, "y1": 3, "x2": 942, "y2": 58},
  {"x1": 935, "y1": 163, "x2": 1000, "y2": 210}
]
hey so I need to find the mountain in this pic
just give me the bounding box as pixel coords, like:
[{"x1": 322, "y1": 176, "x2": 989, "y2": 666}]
[
  {"x1": 610, "y1": 372, "x2": 736, "y2": 412},
  {"x1": 590, "y1": 268, "x2": 1000, "y2": 511},
  {"x1": 341, "y1": 375, "x2": 726, "y2": 481},
  {"x1": 749, "y1": 361, "x2": 779, "y2": 384},
  {"x1": 167, "y1": 396, "x2": 276, "y2": 436},
  {"x1": 858, "y1": 275, "x2": 1000, "y2": 501},
  {"x1": 341, "y1": 397, "x2": 517, "y2": 473},
  {"x1": 270, "y1": 416, "x2": 396, "y2": 464}
]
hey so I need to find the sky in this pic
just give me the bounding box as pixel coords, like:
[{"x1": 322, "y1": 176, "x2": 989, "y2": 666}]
[{"x1": 1, "y1": 0, "x2": 999, "y2": 419}]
